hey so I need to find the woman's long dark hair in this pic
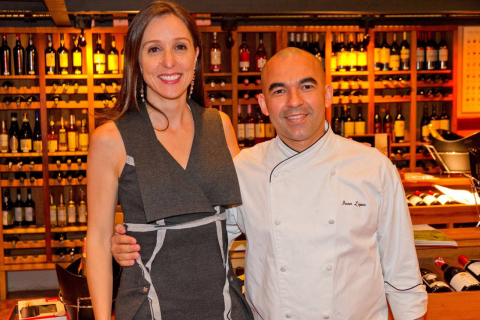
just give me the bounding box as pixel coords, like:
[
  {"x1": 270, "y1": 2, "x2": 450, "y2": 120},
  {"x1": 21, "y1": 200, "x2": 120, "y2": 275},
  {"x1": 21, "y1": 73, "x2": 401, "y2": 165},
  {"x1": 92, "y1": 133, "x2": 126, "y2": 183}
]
[{"x1": 96, "y1": 1, "x2": 205, "y2": 125}]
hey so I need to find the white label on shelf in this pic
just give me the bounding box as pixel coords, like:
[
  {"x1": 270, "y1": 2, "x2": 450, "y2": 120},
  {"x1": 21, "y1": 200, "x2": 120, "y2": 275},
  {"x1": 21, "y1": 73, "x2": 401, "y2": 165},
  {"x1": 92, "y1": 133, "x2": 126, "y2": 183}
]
[
  {"x1": 468, "y1": 262, "x2": 480, "y2": 277},
  {"x1": 439, "y1": 48, "x2": 448, "y2": 62},
  {"x1": 67, "y1": 207, "x2": 76, "y2": 223},
  {"x1": 450, "y1": 272, "x2": 480, "y2": 292},
  {"x1": 257, "y1": 58, "x2": 266, "y2": 71},
  {"x1": 14, "y1": 207, "x2": 22, "y2": 222},
  {"x1": 78, "y1": 206, "x2": 87, "y2": 223},
  {"x1": 416, "y1": 48, "x2": 425, "y2": 62},
  {"x1": 50, "y1": 208, "x2": 57, "y2": 224},
  {"x1": 211, "y1": 51, "x2": 221, "y2": 66},
  {"x1": 58, "y1": 209, "x2": 66, "y2": 223},
  {"x1": 237, "y1": 124, "x2": 245, "y2": 140},
  {"x1": 73, "y1": 52, "x2": 82, "y2": 67},
  {"x1": 344, "y1": 122, "x2": 355, "y2": 137},
  {"x1": 354, "y1": 121, "x2": 365, "y2": 135},
  {"x1": 265, "y1": 123, "x2": 275, "y2": 138},
  {"x1": 246, "y1": 123, "x2": 255, "y2": 140},
  {"x1": 357, "y1": 52, "x2": 367, "y2": 66},
  {"x1": 25, "y1": 207, "x2": 34, "y2": 222},
  {"x1": 394, "y1": 121, "x2": 405, "y2": 137},
  {"x1": 440, "y1": 119, "x2": 450, "y2": 131},
  {"x1": 255, "y1": 123, "x2": 265, "y2": 138}
]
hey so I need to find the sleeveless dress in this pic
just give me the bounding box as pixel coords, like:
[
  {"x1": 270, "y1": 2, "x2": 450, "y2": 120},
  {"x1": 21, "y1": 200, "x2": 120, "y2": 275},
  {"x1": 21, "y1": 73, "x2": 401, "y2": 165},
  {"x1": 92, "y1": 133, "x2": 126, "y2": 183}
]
[{"x1": 114, "y1": 100, "x2": 252, "y2": 320}]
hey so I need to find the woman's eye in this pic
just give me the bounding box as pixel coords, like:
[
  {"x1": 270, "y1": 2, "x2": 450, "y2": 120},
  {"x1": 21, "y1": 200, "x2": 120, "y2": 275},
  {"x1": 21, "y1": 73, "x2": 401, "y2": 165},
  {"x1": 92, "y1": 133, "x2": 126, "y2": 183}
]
[
  {"x1": 176, "y1": 44, "x2": 187, "y2": 50},
  {"x1": 148, "y1": 47, "x2": 160, "y2": 53}
]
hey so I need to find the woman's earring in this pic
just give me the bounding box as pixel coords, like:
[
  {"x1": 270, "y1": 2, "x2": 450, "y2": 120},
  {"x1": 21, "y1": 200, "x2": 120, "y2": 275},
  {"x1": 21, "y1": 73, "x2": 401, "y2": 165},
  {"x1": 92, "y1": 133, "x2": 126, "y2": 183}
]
[
  {"x1": 188, "y1": 72, "x2": 195, "y2": 100},
  {"x1": 140, "y1": 83, "x2": 145, "y2": 103}
]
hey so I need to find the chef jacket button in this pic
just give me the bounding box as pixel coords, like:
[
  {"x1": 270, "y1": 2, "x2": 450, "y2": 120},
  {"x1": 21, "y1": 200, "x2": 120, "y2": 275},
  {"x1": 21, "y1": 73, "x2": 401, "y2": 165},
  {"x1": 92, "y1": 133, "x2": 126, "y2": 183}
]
[
  {"x1": 328, "y1": 219, "x2": 335, "y2": 224},
  {"x1": 330, "y1": 170, "x2": 336, "y2": 176},
  {"x1": 323, "y1": 314, "x2": 330, "y2": 319},
  {"x1": 286, "y1": 313, "x2": 292, "y2": 318},
  {"x1": 326, "y1": 264, "x2": 332, "y2": 271},
  {"x1": 280, "y1": 266, "x2": 287, "y2": 272},
  {"x1": 275, "y1": 220, "x2": 281, "y2": 225}
]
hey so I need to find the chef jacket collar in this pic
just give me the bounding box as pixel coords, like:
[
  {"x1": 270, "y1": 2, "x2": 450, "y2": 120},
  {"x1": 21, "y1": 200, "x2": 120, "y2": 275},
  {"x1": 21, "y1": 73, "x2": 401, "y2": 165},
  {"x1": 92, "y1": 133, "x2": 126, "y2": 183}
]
[{"x1": 270, "y1": 121, "x2": 332, "y2": 182}]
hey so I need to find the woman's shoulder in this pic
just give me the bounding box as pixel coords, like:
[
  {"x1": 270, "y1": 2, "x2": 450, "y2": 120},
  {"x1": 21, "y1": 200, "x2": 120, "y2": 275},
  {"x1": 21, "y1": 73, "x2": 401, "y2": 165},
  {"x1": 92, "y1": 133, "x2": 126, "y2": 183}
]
[{"x1": 90, "y1": 121, "x2": 124, "y2": 155}]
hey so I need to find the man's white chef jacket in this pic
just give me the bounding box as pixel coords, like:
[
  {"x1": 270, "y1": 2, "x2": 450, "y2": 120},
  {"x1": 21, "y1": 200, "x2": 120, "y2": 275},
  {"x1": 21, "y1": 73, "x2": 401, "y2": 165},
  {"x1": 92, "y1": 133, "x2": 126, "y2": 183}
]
[{"x1": 227, "y1": 122, "x2": 428, "y2": 320}]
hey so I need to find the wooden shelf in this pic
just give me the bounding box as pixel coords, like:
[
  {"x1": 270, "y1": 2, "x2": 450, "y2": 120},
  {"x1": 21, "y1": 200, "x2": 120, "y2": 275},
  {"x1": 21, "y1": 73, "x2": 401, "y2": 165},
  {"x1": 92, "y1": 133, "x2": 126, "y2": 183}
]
[
  {"x1": 418, "y1": 70, "x2": 452, "y2": 74},
  {"x1": 375, "y1": 70, "x2": 412, "y2": 75},
  {"x1": 48, "y1": 178, "x2": 87, "y2": 186},
  {"x1": 331, "y1": 82, "x2": 368, "y2": 90},
  {"x1": 46, "y1": 101, "x2": 89, "y2": 109},
  {"x1": 92, "y1": 101, "x2": 113, "y2": 109},
  {"x1": 374, "y1": 95, "x2": 411, "y2": 103},
  {"x1": 391, "y1": 154, "x2": 410, "y2": 161},
  {"x1": 51, "y1": 239, "x2": 84, "y2": 248},
  {"x1": 204, "y1": 72, "x2": 232, "y2": 77},
  {"x1": 0, "y1": 75, "x2": 38, "y2": 80},
  {"x1": 52, "y1": 254, "x2": 82, "y2": 263},
  {"x1": 5, "y1": 255, "x2": 47, "y2": 265},
  {"x1": 402, "y1": 175, "x2": 471, "y2": 188},
  {"x1": 391, "y1": 142, "x2": 412, "y2": 147},
  {"x1": 0, "y1": 179, "x2": 44, "y2": 187},
  {"x1": 48, "y1": 151, "x2": 88, "y2": 157},
  {"x1": 417, "y1": 80, "x2": 453, "y2": 88},
  {"x1": 48, "y1": 163, "x2": 87, "y2": 171},
  {"x1": 237, "y1": 72, "x2": 261, "y2": 76},
  {"x1": 0, "y1": 164, "x2": 43, "y2": 172},
  {"x1": 417, "y1": 96, "x2": 453, "y2": 102},
  {"x1": 374, "y1": 81, "x2": 411, "y2": 89},
  {"x1": 93, "y1": 86, "x2": 121, "y2": 94},
  {"x1": 416, "y1": 154, "x2": 433, "y2": 161},
  {"x1": 0, "y1": 102, "x2": 40, "y2": 109},
  {"x1": 0, "y1": 87, "x2": 40, "y2": 94},
  {"x1": 46, "y1": 86, "x2": 89, "y2": 94},
  {"x1": 0, "y1": 152, "x2": 42, "y2": 158},
  {"x1": 45, "y1": 75, "x2": 88, "y2": 80},
  {"x1": 332, "y1": 96, "x2": 368, "y2": 105},
  {"x1": 409, "y1": 205, "x2": 479, "y2": 226},
  {"x1": 3, "y1": 227, "x2": 46, "y2": 235},
  {"x1": 3, "y1": 240, "x2": 46, "y2": 249},
  {"x1": 238, "y1": 98, "x2": 259, "y2": 105},
  {"x1": 51, "y1": 226, "x2": 87, "y2": 232},
  {"x1": 210, "y1": 99, "x2": 233, "y2": 106},
  {"x1": 93, "y1": 74, "x2": 123, "y2": 79},
  {"x1": 205, "y1": 84, "x2": 233, "y2": 91},
  {"x1": 237, "y1": 84, "x2": 261, "y2": 90},
  {"x1": 331, "y1": 71, "x2": 369, "y2": 76}
]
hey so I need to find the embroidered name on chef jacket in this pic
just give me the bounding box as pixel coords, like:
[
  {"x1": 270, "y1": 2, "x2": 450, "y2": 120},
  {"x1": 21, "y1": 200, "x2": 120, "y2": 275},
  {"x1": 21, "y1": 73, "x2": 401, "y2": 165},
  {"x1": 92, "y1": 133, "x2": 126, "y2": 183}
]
[{"x1": 342, "y1": 200, "x2": 367, "y2": 207}]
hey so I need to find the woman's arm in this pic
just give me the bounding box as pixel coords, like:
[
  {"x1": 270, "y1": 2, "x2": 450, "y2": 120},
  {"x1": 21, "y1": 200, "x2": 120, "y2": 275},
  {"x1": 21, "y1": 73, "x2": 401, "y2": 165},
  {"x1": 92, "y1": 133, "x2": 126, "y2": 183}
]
[
  {"x1": 86, "y1": 122, "x2": 125, "y2": 320},
  {"x1": 219, "y1": 111, "x2": 240, "y2": 158}
]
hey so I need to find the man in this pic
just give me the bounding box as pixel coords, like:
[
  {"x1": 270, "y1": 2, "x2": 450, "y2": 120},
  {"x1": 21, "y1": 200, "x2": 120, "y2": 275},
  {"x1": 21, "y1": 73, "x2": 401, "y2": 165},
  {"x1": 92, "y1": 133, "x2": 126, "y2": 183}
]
[{"x1": 111, "y1": 48, "x2": 427, "y2": 319}]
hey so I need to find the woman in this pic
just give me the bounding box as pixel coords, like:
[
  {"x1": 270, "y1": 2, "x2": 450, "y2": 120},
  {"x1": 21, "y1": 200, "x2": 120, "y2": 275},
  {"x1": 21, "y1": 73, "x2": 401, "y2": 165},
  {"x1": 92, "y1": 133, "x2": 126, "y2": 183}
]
[{"x1": 86, "y1": 2, "x2": 252, "y2": 319}]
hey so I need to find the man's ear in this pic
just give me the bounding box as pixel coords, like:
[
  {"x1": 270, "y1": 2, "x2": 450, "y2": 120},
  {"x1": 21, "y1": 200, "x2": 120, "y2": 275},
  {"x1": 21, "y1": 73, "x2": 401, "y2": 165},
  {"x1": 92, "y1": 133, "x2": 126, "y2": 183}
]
[
  {"x1": 325, "y1": 84, "x2": 333, "y2": 110},
  {"x1": 258, "y1": 93, "x2": 269, "y2": 116}
]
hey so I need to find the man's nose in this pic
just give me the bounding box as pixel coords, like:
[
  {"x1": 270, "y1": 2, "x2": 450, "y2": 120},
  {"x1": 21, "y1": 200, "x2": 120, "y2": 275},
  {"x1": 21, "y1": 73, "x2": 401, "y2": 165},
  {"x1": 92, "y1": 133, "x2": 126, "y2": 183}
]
[{"x1": 287, "y1": 89, "x2": 303, "y2": 108}]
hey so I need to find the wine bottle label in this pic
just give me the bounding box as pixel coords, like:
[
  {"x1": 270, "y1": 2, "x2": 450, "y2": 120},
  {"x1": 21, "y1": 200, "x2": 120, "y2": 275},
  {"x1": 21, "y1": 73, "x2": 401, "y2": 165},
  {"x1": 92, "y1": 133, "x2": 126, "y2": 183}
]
[
  {"x1": 400, "y1": 49, "x2": 410, "y2": 61},
  {"x1": 344, "y1": 122, "x2": 355, "y2": 137},
  {"x1": 422, "y1": 126, "x2": 429, "y2": 138},
  {"x1": 3, "y1": 210, "x2": 7, "y2": 226},
  {"x1": 255, "y1": 123, "x2": 265, "y2": 138},
  {"x1": 426, "y1": 48, "x2": 436, "y2": 62},
  {"x1": 50, "y1": 209, "x2": 57, "y2": 223},
  {"x1": 384, "y1": 123, "x2": 392, "y2": 134},
  {"x1": 67, "y1": 207, "x2": 76, "y2": 223},
  {"x1": 347, "y1": 51, "x2": 357, "y2": 67},
  {"x1": 257, "y1": 58, "x2": 267, "y2": 71},
  {"x1": 108, "y1": 55, "x2": 119, "y2": 71},
  {"x1": 416, "y1": 48, "x2": 425, "y2": 62},
  {"x1": 422, "y1": 274, "x2": 450, "y2": 289},
  {"x1": 422, "y1": 195, "x2": 438, "y2": 205},
  {"x1": 374, "y1": 123, "x2": 381, "y2": 134},
  {"x1": 450, "y1": 272, "x2": 480, "y2": 292},
  {"x1": 237, "y1": 124, "x2": 245, "y2": 140},
  {"x1": 380, "y1": 49, "x2": 390, "y2": 64},
  {"x1": 330, "y1": 55, "x2": 337, "y2": 72},
  {"x1": 20, "y1": 139, "x2": 32, "y2": 152},
  {"x1": 354, "y1": 121, "x2": 365, "y2": 135},
  {"x1": 59, "y1": 54, "x2": 68, "y2": 68},
  {"x1": 73, "y1": 52, "x2": 82, "y2": 67},
  {"x1": 79, "y1": 133, "x2": 89, "y2": 150},
  {"x1": 14, "y1": 207, "x2": 23, "y2": 222},
  {"x1": 0, "y1": 134, "x2": 8, "y2": 152},
  {"x1": 436, "y1": 195, "x2": 451, "y2": 205},
  {"x1": 409, "y1": 196, "x2": 424, "y2": 206},
  {"x1": 211, "y1": 51, "x2": 221, "y2": 65},
  {"x1": 68, "y1": 132, "x2": 77, "y2": 151},
  {"x1": 245, "y1": 124, "x2": 255, "y2": 140},
  {"x1": 59, "y1": 132, "x2": 66, "y2": 144},
  {"x1": 58, "y1": 209, "x2": 66, "y2": 222},
  {"x1": 33, "y1": 140, "x2": 42, "y2": 152},
  {"x1": 468, "y1": 262, "x2": 480, "y2": 276},
  {"x1": 78, "y1": 206, "x2": 87, "y2": 223},
  {"x1": 357, "y1": 52, "x2": 367, "y2": 66},
  {"x1": 239, "y1": 51, "x2": 250, "y2": 68},
  {"x1": 46, "y1": 53, "x2": 55, "y2": 67},
  {"x1": 96, "y1": 63, "x2": 106, "y2": 74},
  {"x1": 25, "y1": 207, "x2": 34, "y2": 221},
  {"x1": 265, "y1": 123, "x2": 275, "y2": 138},
  {"x1": 9, "y1": 136, "x2": 18, "y2": 153},
  {"x1": 94, "y1": 53, "x2": 106, "y2": 64},
  {"x1": 440, "y1": 119, "x2": 450, "y2": 131},
  {"x1": 394, "y1": 121, "x2": 405, "y2": 137},
  {"x1": 120, "y1": 54, "x2": 124, "y2": 71},
  {"x1": 374, "y1": 48, "x2": 381, "y2": 64},
  {"x1": 389, "y1": 55, "x2": 400, "y2": 69},
  {"x1": 337, "y1": 52, "x2": 348, "y2": 67},
  {"x1": 48, "y1": 140, "x2": 58, "y2": 152},
  {"x1": 438, "y1": 48, "x2": 448, "y2": 62}
]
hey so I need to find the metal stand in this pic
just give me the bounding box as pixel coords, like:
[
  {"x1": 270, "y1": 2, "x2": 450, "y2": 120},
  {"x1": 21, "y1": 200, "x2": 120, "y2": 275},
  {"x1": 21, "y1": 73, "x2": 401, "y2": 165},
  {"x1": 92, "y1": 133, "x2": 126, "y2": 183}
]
[{"x1": 462, "y1": 173, "x2": 480, "y2": 227}]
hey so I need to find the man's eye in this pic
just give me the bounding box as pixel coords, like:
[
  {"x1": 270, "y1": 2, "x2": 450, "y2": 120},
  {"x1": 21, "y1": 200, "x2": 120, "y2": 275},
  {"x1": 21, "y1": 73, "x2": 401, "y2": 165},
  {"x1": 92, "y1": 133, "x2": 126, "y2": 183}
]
[
  {"x1": 273, "y1": 89, "x2": 285, "y2": 94},
  {"x1": 303, "y1": 85, "x2": 314, "y2": 89}
]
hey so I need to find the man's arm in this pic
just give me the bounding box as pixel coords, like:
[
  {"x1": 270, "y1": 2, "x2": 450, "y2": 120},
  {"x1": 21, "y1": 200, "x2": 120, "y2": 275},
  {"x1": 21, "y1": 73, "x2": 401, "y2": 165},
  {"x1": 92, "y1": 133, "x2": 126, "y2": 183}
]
[
  {"x1": 378, "y1": 161, "x2": 428, "y2": 320},
  {"x1": 226, "y1": 205, "x2": 246, "y2": 249}
]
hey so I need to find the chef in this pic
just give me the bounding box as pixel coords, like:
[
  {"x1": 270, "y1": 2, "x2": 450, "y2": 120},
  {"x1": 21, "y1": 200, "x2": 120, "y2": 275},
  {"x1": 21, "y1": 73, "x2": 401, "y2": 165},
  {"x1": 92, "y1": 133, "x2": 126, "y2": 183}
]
[{"x1": 111, "y1": 47, "x2": 427, "y2": 320}]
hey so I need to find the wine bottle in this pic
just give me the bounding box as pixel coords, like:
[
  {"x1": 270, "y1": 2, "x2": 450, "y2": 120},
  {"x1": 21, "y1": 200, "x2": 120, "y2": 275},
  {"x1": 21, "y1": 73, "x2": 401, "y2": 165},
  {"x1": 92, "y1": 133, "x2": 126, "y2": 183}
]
[
  {"x1": 400, "y1": 32, "x2": 410, "y2": 71},
  {"x1": 1, "y1": 33, "x2": 11, "y2": 76},
  {"x1": 78, "y1": 189, "x2": 87, "y2": 226},
  {"x1": 120, "y1": 35, "x2": 125, "y2": 73},
  {"x1": 426, "y1": 31, "x2": 437, "y2": 70},
  {"x1": 9, "y1": 113, "x2": 20, "y2": 153},
  {"x1": 210, "y1": 32, "x2": 221, "y2": 72},
  {"x1": 13, "y1": 188, "x2": 25, "y2": 227},
  {"x1": 58, "y1": 117, "x2": 67, "y2": 152},
  {"x1": 78, "y1": 119, "x2": 89, "y2": 151},
  {"x1": 313, "y1": 33, "x2": 323, "y2": 63},
  {"x1": 420, "y1": 105, "x2": 430, "y2": 143},
  {"x1": 20, "y1": 112, "x2": 32, "y2": 153},
  {"x1": 389, "y1": 33, "x2": 400, "y2": 71},
  {"x1": 254, "y1": 107, "x2": 265, "y2": 145},
  {"x1": 428, "y1": 191, "x2": 458, "y2": 205},
  {"x1": 438, "y1": 32, "x2": 448, "y2": 70},
  {"x1": 357, "y1": 33, "x2": 367, "y2": 71},
  {"x1": 24, "y1": 188, "x2": 35, "y2": 227},
  {"x1": 337, "y1": 33, "x2": 348, "y2": 72},
  {"x1": 255, "y1": 33, "x2": 267, "y2": 72},
  {"x1": 435, "y1": 257, "x2": 480, "y2": 291},
  {"x1": 406, "y1": 194, "x2": 427, "y2": 206},
  {"x1": 430, "y1": 104, "x2": 440, "y2": 130},
  {"x1": 288, "y1": 33, "x2": 295, "y2": 47},
  {"x1": 67, "y1": 114, "x2": 78, "y2": 152},
  {"x1": 0, "y1": 120, "x2": 8, "y2": 153},
  {"x1": 108, "y1": 36, "x2": 119, "y2": 74},
  {"x1": 295, "y1": 33, "x2": 301, "y2": 49},
  {"x1": 354, "y1": 106, "x2": 366, "y2": 135},
  {"x1": 67, "y1": 189, "x2": 76, "y2": 226},
  {"x1": 265, "y1": 114, "x2": 275, "y2": 140},
  {"x1": 93, "y1": 34, "x2": 106, "y2": 74},
  {"x1": 415, "y1": 191, "x2": 441, "y2": 206},
  {"x1": 57, "y1": 193, "x2": 67, "y2": 227},
  {"x1": 13, "y1": 34, "x2": 25, "y2": 75},
  {"x1": 459, "y1": 255, "x2": 480, "y2": 282},
  {"x1": 394, "y1": 104, "x2": 405, "y2": 143},
  {"x1": 58, "y1": 33, "x2": 69, "y2": 75},
  {"x1": 383, "y1": 104, "x2": 392, "y2": 134},
  {"x1": 72, "y1": 35, "x2": 82, "y2": 75},
  {"x1": 50, "y1": 194, "x2": 57, "y2": 227},
  {"x1": 344, "y1": 105, "x2": 355, "y2": 137},
  {"x1": 420, "y1": 269, "x2": 453, "y2": 293},
  {"x1": 331, "y1": 33, "x2": 337, "y2": 72},
  {"x1": 245, "y1": 105, "x2": 255, "y2": 147},
  {"x1": 332, "y1": 107, "x2": 341, "y2": 135},
  {"x1": 32, "y1": 110, "x2": 42, "y2": 152},
  {"x1": 439, "y1": 104, "x2": 450, "y2": 131},
  {"x1": 239, "y1": 33, "x2": 250, "y2": 72},
  {"x1": 339, "y1": 106, "x2": 346, "y2": 137},
  {"x1": 237, "y1": 105, "x2": 246, "y2": 148},
  {"x1": 380, "y1": 33, "x2": 390, "y2": 71},
  {"x1": 417, "y1": 31, "x2": 426, "y2": 70},
  {"x1": 47, "y1": 119, "x2": 58, "y2": 152},
  {"x1": 374, "y1": 33, "x2": 382, "y2": 71},
  {"x1": 374, "y1": 105, "x2": 382, "y2": 134},
  {"x1": 45, "y1": 34, "x2": 56, "y2": 75},
  {"x1": 2, "y1": 190, "x2": 14, "y2": 230},
  {"x1": 301, "y1": 32, "x2": 308, "y2": 52},
  {"x1": 347, "y1": 33, "x2": 357, "y2": 72}
]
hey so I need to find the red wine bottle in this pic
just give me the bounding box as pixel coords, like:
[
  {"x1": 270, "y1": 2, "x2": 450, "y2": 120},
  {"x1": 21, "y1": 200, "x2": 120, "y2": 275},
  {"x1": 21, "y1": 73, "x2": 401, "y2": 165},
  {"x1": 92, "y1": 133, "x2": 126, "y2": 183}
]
[
  {"x1": 383, "y1": 104, "x2": 392, "y2": 134},
  {"x1": 420, "y1": 268, "x2": 453, "y2": 293},
  {"x1": 459, "y1": 255, "x2": 480, "y2": 282},
  {"x1": 435, "y1": 257, "x2": 480, "y2": 291}
]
